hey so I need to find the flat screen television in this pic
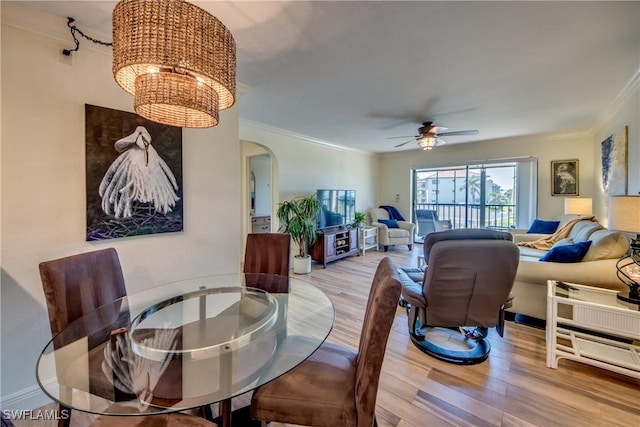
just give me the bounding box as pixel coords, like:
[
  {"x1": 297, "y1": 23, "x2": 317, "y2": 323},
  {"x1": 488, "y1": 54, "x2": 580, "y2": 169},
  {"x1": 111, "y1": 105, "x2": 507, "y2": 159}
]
[{"x1": 316, "y1": 189, "x2": 356, "y2": 229}]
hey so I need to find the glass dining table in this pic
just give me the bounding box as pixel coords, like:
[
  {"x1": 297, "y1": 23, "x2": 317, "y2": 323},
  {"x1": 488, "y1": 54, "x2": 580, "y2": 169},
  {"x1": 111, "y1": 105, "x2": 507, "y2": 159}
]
[{"x1": 36, "y1": 273, "x2": 335, "y2": 427}]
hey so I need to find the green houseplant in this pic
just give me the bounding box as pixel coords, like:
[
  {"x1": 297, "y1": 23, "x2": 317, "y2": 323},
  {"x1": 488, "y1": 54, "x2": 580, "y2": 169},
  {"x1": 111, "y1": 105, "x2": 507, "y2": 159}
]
[
  {"x1": 277, "y1": 195, "x2": 321, "y2": 274},
  {"x1": 353, "y1": 211, "x2": 366, "y2": 228}
]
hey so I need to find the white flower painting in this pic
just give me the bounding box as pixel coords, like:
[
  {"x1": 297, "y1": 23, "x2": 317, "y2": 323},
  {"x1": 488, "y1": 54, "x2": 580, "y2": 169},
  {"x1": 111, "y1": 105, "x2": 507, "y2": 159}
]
[
  {"x1": 86, "y1": 105, "x2": 183, "y2": 241},
  {"x1": 99, "y1": 126, "x2": 179, "y2": 219}
]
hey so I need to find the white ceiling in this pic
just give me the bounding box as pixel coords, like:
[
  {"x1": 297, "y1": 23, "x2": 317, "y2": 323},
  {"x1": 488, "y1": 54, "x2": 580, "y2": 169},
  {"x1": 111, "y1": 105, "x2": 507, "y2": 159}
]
[{"x1": 18, "y1": 1, "x2": 640, "y2": 153}]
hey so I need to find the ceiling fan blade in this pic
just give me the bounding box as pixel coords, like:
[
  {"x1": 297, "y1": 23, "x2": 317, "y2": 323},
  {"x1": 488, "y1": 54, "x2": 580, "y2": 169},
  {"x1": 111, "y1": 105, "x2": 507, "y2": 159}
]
[
  {"x1": 394, "y1": 139, "x2": 415, "y2": 148},
  {"x1": 436, "y1": 137, "x2": 447, "y2": 146},
  {"x1": 386, "y1": 135, "x2": 418, "y2": 140},
  {"x1": 436, "y1": 130, "x2": 478, "y2": 137}
]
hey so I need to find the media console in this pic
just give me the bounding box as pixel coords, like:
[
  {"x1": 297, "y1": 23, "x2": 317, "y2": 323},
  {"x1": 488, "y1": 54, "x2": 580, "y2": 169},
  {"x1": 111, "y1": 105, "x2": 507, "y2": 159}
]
[{"x1": 310, "y1": 227, "x2": 359, "y2": 268}]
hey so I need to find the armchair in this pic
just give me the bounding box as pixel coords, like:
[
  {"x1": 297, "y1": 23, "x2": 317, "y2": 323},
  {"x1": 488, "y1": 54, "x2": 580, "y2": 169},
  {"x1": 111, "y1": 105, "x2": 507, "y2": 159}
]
[
  {"x1": 398, "y1": 229, "x2": 519, "y2": 364},
  {"x1": 370, "y1": 207, "x2": 415, "y2": 251},
  {"x1": 415, "y1": 209, "x2": 452, "y2": 239}
]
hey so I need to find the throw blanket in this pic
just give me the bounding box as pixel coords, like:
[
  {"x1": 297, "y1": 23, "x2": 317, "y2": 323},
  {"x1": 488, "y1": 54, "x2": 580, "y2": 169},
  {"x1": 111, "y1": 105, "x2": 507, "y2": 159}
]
[
  {"x1": 379, "y1": 205, "x2": 406, "y2": 221},
  {"x1": 517, "y1": 216, "x2": 596, "y2": 251}
]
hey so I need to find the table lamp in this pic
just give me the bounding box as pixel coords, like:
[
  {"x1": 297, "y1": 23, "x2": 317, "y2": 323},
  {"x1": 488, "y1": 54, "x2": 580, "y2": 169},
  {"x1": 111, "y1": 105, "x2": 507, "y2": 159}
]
[
  {"x1": 564, "y1": 197, "x2": 593, "y2": 215},
  {"x1": 607, "y1": 195, "x2": 640, "y2": 304}
]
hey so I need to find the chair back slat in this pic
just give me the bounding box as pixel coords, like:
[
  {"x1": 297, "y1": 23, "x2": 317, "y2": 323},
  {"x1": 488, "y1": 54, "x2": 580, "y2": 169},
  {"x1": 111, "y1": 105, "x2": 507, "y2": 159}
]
[{"x1": 39, "y1": 248, "x2": 126, "y2": 336}]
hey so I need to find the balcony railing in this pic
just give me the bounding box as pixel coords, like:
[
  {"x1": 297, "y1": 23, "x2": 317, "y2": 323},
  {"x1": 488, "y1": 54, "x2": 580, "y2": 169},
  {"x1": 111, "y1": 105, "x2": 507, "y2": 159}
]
[{"x1": 415, "y1": 202, "x2": 516, "y2": 232}]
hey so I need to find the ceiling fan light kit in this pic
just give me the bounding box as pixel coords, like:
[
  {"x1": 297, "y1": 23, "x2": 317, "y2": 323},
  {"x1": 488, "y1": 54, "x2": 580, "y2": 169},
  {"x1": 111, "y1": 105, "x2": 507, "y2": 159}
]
[
  {"x1": 389, "y1": 121, "x2": 479, "y2": 150},
  {"x1": 112, "y1": 0, "x2": 236, "y2": 128}
]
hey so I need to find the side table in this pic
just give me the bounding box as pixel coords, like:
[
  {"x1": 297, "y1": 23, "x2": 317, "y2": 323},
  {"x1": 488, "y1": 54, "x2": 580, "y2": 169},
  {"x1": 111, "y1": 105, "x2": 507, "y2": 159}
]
[
  {"x1": 359, "y1": 226, "x2": 378, "y2": 255},
  {"x1": 546, "y1": 280, "x2": 640, "y2": 379}
]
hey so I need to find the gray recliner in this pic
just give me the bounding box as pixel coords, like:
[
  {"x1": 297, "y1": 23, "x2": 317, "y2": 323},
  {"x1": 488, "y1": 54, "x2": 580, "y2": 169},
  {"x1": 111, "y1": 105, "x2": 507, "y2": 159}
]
[{"x1": 398, "y1": 229, "x2": 519, "y2": 364}]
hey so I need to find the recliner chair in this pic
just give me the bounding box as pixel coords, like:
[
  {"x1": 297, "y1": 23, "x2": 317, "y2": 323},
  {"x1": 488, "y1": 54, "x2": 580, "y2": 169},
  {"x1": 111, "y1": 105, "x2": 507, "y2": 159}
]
[{"x1": 398, "y1": 229, "x2": 519, "y2": 364}]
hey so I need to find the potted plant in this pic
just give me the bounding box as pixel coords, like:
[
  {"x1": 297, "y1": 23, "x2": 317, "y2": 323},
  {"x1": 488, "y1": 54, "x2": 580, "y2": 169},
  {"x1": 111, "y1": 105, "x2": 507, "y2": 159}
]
[
  {"x1": 277, "y1": 194, "x2": 321, "y2": 274},
  {"x1": 353, "y1": 211, "x2": 366, "y2": 228}
]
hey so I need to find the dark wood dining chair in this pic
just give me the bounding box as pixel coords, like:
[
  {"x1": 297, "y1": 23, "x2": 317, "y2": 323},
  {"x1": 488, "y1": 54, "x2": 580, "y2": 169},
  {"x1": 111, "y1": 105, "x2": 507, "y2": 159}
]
[
  {"x1": 39, "y1": 248, "x2": 217, "y2": 427},
  {"x1": 243, "y1": 233, "x2": 291, "y2": 293},
  {"x1": 250, "y1": 257, "x2": 402, "y2": 427}
]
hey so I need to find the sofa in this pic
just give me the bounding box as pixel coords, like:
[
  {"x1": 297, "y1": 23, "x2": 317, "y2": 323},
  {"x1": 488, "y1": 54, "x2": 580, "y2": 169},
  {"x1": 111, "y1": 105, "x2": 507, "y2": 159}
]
[{"x1": 509, "y1": 215, "x2": 629, "y2": 320}]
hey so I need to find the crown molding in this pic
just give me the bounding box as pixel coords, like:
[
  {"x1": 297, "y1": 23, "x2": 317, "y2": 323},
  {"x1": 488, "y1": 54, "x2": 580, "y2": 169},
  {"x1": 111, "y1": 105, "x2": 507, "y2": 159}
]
[
  {"x1": 590, "y1": 67, "x2": 640, "y2": 133},
  {"x1": 239, "y1": 119, "x2": 374, "y2": 155}
]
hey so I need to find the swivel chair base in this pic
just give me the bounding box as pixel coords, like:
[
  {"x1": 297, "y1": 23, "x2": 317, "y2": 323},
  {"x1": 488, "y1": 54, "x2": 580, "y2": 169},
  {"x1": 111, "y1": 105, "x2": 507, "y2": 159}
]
[{"x1": 410, "y1": 325, "x2": 491, "y2": 365}]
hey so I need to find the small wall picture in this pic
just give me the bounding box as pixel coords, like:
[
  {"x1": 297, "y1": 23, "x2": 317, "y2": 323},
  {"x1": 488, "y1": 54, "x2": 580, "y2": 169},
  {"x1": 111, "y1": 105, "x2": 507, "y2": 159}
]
[
  {"x1": 85, "y1": 104, "x2": 183, "y2": 241},
  {"x1": 551, "y1": 159, "x2": 579, "y2": 196}
]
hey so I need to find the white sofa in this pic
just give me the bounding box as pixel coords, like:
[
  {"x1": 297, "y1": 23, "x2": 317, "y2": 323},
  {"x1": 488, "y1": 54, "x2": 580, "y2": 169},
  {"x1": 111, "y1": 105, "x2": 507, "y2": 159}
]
[{"x1": 509, "y1": 216, "x2": 629, "y2": 320}]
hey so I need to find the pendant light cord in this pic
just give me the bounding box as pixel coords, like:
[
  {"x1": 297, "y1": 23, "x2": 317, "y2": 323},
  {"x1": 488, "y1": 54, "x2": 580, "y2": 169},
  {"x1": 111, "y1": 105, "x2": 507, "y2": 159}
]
[{"x1": 62, "y1": 17, "x2": 112, "y2": 56}]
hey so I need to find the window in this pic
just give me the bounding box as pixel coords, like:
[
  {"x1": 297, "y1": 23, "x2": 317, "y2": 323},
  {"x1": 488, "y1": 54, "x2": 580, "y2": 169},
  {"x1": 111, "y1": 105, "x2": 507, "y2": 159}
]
[{"x1": 412, "y1": 158, "x2": 537, "y2": 237}]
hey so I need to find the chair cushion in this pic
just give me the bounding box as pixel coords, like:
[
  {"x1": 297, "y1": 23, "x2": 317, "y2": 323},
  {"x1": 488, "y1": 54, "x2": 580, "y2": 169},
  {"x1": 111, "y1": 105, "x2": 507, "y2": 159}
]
[
  {"x1": 582, "y1": 230, "x2": 629, "y2": 261},
  {"x1": 398, "y1": 268, "x2": 427, "y2": 307},
  {"x1": 378, "y1": 219, "x2": 398, "y2": 228},
  {"x1": 527, "y1": 219, "x2": 560, "y2": 234},
  {"x1": 540, "y1": 241, "x2": 592, "y2": 263},
  {"x1": 251, "y1": 342, "x2": 358, "y2": 427},
  {"x1": 388, "y1": 228, "x2": 410, "y2": 238}
]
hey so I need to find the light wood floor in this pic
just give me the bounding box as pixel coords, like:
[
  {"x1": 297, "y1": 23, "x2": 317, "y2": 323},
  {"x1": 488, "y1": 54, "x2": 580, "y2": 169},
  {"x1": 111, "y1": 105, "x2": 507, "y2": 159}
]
[{"x1": 16, "y1": 245, "x2": 640, "y2": 426}]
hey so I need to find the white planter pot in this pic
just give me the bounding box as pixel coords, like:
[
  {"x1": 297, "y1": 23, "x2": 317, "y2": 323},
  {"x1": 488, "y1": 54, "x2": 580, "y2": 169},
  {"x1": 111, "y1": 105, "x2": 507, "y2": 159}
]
[{"x1": 293, "y1": 255, "x2": 312, "y2": 274}]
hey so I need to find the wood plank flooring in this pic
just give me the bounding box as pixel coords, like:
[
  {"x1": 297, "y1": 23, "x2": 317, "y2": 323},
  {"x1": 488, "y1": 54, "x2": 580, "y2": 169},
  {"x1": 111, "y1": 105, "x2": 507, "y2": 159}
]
[{"x1": 15, "y1": 244, "x2": 640, "y2": 426}]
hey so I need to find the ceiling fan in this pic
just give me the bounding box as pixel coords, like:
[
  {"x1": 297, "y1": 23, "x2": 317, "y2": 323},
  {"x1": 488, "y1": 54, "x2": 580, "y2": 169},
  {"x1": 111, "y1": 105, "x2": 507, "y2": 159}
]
[{"x1": 388, "y1": 121, "x2": 479, "y2": 150}]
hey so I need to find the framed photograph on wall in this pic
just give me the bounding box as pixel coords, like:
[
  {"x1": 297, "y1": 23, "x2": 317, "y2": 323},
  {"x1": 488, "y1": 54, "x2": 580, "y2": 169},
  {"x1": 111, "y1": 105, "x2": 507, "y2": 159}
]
[{"x1": 551, "y1": 159, "x2": 579, "y2": 196}]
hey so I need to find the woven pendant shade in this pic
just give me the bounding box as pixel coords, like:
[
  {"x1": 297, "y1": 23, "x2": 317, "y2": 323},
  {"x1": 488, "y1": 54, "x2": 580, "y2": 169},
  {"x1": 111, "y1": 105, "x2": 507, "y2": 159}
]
[
  {"x1": 112, "y1": 0, "x2": 236, "y2": 128},
  {"x1": 134, "y1": 72, "x2": 218, "y2": 128}
]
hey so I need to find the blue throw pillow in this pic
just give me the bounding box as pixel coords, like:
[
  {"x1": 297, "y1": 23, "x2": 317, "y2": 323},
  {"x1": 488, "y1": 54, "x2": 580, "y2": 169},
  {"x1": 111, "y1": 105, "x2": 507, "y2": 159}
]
[
  {"x1": 540, "y1": 241, "x2": 592, "y2": 263},
  {"x1": 378, "y1": 219, "x2": 399, "y2": 228},
  {"x1": 527, "y1": 219, "x2": 560, "y2": 234}
]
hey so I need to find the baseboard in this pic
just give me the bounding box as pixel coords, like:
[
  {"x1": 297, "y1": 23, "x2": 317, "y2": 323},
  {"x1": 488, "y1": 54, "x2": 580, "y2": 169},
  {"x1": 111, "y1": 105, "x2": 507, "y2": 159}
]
[{"x1": 1, "y1": 382, "x2": 55, "y2": 411}]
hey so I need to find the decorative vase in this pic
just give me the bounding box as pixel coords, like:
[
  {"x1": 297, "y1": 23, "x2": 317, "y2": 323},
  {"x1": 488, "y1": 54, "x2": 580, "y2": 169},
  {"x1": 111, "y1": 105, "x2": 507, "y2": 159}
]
[{"x1": 293, "y1": 255, "x2": 312, "y2": 274}]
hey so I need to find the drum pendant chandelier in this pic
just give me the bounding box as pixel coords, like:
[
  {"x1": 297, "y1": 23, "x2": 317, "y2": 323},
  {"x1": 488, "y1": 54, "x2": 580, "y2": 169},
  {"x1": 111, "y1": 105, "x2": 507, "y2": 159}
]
[{"x1": 112, "y1": 0, "x2": 236, "y2": 128}]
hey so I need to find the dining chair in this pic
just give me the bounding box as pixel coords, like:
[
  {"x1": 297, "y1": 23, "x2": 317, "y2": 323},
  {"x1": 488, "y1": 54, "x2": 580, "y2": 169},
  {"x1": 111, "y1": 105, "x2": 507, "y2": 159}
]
[
  {"x1": 250, "y1": 257, "x2": 402, "y2": 427},
  {"x1": 39, "y1": 248, "x2": 217, "y2": 427},
  {"x1": 243, "y1": 233, "x2": 291, "y2": 293}
]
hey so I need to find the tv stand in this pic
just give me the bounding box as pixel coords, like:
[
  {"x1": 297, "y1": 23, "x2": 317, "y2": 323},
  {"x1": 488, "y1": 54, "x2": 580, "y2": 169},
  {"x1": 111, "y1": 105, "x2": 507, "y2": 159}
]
[{"x1": 311, "y1": 227, "x2": 359, "y2": 268}]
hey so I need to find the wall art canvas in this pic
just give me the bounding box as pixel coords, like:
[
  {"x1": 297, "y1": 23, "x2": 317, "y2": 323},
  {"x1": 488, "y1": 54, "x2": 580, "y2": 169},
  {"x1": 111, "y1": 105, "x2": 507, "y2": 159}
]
[
  {"x1": 601, "y1": 125, "x2": 628, "y2": 197},
  {"x1": 86, "y1": 104, "x2": 183, "y2": 241},
  {"x1": 551, "y1": 159, "x2": 579, "y2": 196}
]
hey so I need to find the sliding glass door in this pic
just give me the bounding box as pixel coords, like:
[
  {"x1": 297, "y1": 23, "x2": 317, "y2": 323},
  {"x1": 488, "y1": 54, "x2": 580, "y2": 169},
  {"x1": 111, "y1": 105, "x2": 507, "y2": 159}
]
[{"x1": 413, "y1": 159, "x2": 535, "y2": 240}]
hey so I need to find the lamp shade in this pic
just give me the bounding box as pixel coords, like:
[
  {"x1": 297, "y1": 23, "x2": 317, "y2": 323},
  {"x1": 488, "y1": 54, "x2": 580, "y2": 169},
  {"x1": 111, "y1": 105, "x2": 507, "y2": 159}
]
[
  {"x1": 418, "y1": 136, "x2": 437, "y2": 150},
  {"x1": 564, "y1": 197, "x2": 592, "y2": 215},
  {"x1": 112, "y1": 0, "x2": 236, "y2": 128},
  {"x1": 608, "y1": 195, "x2": 640, "y2": 233}
]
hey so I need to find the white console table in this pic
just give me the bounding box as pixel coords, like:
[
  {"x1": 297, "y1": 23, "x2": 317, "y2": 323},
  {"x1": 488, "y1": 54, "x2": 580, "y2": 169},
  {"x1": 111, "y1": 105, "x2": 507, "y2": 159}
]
[
  {"x1": 359, "y1": 226, "x2": 378, "y2": 255},
  {"x1": 546, "y1": 280, "x2": 640, "y2": 379}
]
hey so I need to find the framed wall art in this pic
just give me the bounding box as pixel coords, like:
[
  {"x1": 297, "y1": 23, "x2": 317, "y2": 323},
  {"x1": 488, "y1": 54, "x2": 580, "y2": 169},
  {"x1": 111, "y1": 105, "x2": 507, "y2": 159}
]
[
  {"x1": 551, "y1": 159, "x2": 579, "y2": 196},
  {"x1": 601, "y1": 125, "x2": 628, "y2": 197},
  {"x1": 85, "y1": 104, "x2": 183, "y2": 241}
]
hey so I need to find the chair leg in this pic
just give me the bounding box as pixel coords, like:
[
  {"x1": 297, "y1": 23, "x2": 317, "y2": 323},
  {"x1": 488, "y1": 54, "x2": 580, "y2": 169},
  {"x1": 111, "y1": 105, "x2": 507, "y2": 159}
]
[
  {"x1": 496, "y1": 307, "x2": 506, "y2": 337},
  {"x1": 408, "y1": 244, "x2": 412, "y2": 250},
  {"x1": 57, "y1": 404, "x2": 70, "y2": 427},
  {"x1": 407, "y1": 305, "x2": 424, "y2": 340}
]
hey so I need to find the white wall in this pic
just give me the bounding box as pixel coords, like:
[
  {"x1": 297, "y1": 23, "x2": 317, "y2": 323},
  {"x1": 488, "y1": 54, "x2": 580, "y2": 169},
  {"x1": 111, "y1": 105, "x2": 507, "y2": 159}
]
[
  {"x1": 1, "y1": 5, "x2": 241, "y2": 408},
  {"x1": 240, "y1": 123, "x2": 379, "y2": 213},
  {"x1": 592, "y1": 74, "x2": 640, "y2": 225}
]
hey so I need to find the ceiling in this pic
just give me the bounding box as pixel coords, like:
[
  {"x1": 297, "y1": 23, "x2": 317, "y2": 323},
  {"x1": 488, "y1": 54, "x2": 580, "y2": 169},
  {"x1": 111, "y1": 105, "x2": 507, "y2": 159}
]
[{"x1": 18, "y1": 1, "x2": 640, "y2": 153}]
